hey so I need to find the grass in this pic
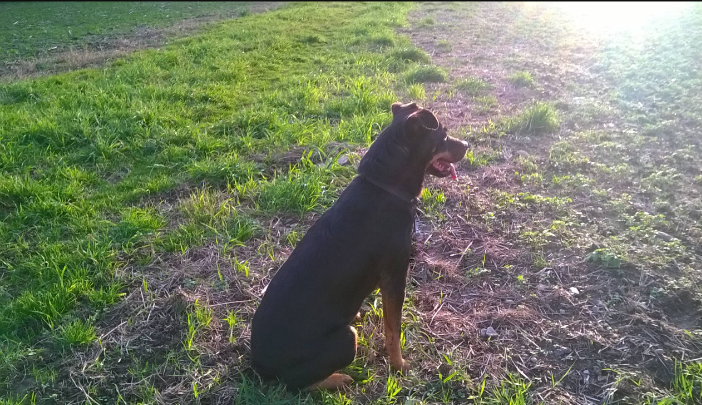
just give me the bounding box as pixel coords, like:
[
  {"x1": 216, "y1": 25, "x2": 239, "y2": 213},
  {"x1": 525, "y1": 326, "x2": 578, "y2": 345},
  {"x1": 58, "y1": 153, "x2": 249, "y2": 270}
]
[
  {"x1": 0, "y1": 2, "x2": 253, "y2": 62},
  {"x1": 507, "y1": 71, "x2": 534, "y2": 87},
  {"x1": 0, "y1": 2, "x2": 444, "y2": 401},
  {"x1": 404, "y1": 66, "x2": 447, "y2": 83},
  {"x1": 4, "y1": 1, "x2": 702, "y2": 404},
  {"x1": 58, "y1": 319, "x2": 97, "y2": 347},
  {"x1": 405, "y1": 2, "x2": 702, "y2": 403},
  {"x1": 502, "y1": 102, "x2": 559, "y2": 135},
  {"x1": 417, "y1": 17, "x2": 436, "y2": 28},
  {"x1": 257, "y1": 163, "x2": 352, "y2": 216},
  {"x1": 0, "y1": 0, "x2": 410, "y2": 337},
  {"x1": 665, "y1": 362, "x2": 702, "y2": 404},
  {"x1": 391, "y1": 48, "x2": 431, "y2": 63},
  {"x1": 407, "y1": 83, "x2": 426, "y2": 100},
  {"x1": 420, "y1": 187, "x2": 447, "y2": 219},
  {"x1": 436, "y1": 40, "x2": 452, "y2": 52},
  {"x1": 475, "y1": 95, "x2": 499, "y2": 113},
  {"x1": 455, "y1": 77, "x2": 491, "y2": 96}
]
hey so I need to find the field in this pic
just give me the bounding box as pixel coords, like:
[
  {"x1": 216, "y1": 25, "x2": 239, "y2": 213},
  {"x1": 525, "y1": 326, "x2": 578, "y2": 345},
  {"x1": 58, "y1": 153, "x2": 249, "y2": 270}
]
[
  {"x1": 0, "y1": 2, "x2": 268, "y2": 80},
  {"x1": 1, "y1": 2, "x2": 702, "y2": 404}
]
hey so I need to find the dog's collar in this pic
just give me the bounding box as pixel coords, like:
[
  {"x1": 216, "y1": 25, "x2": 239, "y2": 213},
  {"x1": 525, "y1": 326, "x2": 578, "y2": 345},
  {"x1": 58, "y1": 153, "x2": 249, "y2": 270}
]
[{"x1": 359, "y1": 175, "x2": 420, "y2": 206}]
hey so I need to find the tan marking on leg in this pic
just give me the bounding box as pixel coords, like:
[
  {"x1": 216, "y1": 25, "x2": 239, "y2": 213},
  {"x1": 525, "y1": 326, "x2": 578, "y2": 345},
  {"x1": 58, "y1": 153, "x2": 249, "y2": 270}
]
[
  {"x1": 307, "y1": 373, "x2": 353, "y2": 391},
  {"x1": 381, "y1": 290, "x2": 410, "y2": 373}
]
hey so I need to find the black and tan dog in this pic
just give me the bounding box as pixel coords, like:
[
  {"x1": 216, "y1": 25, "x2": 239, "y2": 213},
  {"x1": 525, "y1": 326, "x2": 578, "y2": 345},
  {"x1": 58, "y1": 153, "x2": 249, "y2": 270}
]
[{"x1": 250, "y1": 102, "x2": 469, "y2": 390}]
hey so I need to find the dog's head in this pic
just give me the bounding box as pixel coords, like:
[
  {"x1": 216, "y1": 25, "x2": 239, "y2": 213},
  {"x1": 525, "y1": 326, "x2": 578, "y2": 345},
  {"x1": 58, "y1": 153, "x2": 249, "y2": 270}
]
[{"x1": 390, "y1": 102, "x2": 469, "y2": 179}]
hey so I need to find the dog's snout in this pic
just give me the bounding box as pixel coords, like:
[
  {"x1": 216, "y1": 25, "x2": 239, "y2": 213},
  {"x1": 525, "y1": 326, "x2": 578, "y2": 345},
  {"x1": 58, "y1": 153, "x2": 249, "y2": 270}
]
[
  {"x1": 452, "y1": 140, "x2": 470, "y2": 161},
  {"x1": 453, "y1": 140, "x2": 469, "y2": 154}
]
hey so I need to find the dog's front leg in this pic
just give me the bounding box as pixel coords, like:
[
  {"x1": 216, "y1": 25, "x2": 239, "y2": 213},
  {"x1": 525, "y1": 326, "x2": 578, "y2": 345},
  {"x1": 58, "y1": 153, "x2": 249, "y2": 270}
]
[{"x1": 380, "y1": 269, "x2": 410, "y2": 374}]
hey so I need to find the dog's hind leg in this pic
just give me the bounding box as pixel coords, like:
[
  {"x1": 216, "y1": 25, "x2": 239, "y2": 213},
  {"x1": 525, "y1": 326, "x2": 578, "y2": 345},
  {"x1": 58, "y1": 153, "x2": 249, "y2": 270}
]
[{"x1": 281, "y1": 325, "x2": 358, "y2": 391}]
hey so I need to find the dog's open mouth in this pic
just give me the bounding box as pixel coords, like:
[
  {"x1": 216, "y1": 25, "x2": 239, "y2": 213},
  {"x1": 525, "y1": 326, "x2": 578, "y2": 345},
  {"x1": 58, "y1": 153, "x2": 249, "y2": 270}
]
[{"x1": 430, "y1": 158, "x2": 457, "y2": 179}]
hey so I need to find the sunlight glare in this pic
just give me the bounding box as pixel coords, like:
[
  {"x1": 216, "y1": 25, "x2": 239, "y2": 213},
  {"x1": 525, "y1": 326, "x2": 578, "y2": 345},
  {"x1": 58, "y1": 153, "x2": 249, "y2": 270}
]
[{"x1": 552, "y1": 2, "x2": 692, "y2": 36}]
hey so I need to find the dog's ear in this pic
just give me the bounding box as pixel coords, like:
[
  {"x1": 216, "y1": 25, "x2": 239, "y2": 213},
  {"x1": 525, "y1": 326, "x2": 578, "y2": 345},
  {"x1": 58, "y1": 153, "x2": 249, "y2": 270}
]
[
  {"x1": 392, "y1": 102, "x2": 419, "y2": 117},
  {"x1": 405, "y1": 109, "x2": 439, "y2": 137}
]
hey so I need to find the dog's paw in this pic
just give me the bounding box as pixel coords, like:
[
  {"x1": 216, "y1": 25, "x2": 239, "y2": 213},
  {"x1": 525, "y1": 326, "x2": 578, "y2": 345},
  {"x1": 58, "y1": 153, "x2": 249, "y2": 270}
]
[
  {"x1": 338, "y1": 373, "x2": 354, "y2": 385},
  {"x1": 310, "y1": 373, "x2": 353, "y2": 390},
  {"x1": 391, "y1": 359, "x2": 411, "y2": 374}
]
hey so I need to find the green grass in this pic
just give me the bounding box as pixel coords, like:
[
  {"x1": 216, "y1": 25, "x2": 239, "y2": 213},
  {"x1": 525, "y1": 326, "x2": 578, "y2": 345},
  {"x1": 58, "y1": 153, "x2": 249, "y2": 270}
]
[
  {"x1": 185, "y1": 299, "x2": 213, "y2": 352},
  {"x1": 421, "y1": 187, "x2": 447, "y2": 219},
  {"x1": 482, "y1": 374, "x2": 533, "y2": 404},
  {"x1": 503, "y1": 102, "x2": 559, "y2": 135},
  {"x1": 0, "y1": 2, "x2": 253, "y2": 62},
  {"x1": 436, "y1": 39, "x2": 452, "y2": 52},
  {"x1": 407, "y1": 83, "x2": 426, "y2": 100},
  {"x1": 391, "y1": 48, "x2": 431, "y2": 63},
  {"x1": 0, "y1": 2, "x2": 432, "y2": 399},
  {"x1": 404, "y1": 65, "x2": 447, "y2": 83},
  {"x1": 4, "y1": 1, "x2": 702, "y2": 403},
  {"x1": 646, "y1": 362, "x2": 702, "y2": 404},
  {"x1": 58, "y1": 318, "x2": 96, "y2": 347},
  {"x1": 0, "y1": 395, "x2": 36, "y2": 405},
  {"x1": 669, "y1": 362, "x2": 702, "y2": 404},
  {"x1": 455, "y1": 77, "x2": 491, "y2": 96},
  {"x1": 507, "y1": 71, "x2": 534, "y2": 87},
  {"x1": 158, "y1": 187, "x2": 256, "y2": 253},
  {"x1": 475, "y1": 95, "x2": 499, "y2": 112},
  {"x1": 417, "y1": 17, "x2": 436, "y2": 27},
  {"x1": 257, "y1": 163, "x2": 354, "y2": 216}
]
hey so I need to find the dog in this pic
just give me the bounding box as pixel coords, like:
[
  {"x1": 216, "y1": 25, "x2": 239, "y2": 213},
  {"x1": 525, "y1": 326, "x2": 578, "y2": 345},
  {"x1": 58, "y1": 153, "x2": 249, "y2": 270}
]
[{"x1": 250, "y1": 102, "x2": 469, "y2": 390}]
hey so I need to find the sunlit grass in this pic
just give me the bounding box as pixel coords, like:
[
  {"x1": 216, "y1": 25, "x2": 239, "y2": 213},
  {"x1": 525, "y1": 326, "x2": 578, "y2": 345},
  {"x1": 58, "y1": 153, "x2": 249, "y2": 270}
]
[{"x1": 0, "y1": 2, "x2": 422, "y2": 399}]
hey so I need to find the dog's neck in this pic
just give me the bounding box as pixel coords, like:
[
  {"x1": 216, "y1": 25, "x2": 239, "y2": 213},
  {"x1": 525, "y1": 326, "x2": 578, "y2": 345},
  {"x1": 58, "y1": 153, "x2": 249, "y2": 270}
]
[
  {"x1": 356, "y1": 124, "x2": 427, "y2": 206},
  {"x1": 359, "y1": 174, "x2": 420, "y2": 206}
]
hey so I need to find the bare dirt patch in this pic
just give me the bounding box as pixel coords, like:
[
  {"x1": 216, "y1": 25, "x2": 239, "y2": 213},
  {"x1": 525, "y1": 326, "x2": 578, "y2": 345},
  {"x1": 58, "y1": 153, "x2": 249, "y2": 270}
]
[{"x1": 403, "y1": 2, "x2": 702, "y2": 403}]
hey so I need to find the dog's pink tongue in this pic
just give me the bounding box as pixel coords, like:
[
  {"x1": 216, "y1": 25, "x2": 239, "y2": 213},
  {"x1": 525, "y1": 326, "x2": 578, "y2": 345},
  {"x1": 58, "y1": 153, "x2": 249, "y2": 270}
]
[{"x1": 450, "y1": 163, "x2": 457, "y2": 180}]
